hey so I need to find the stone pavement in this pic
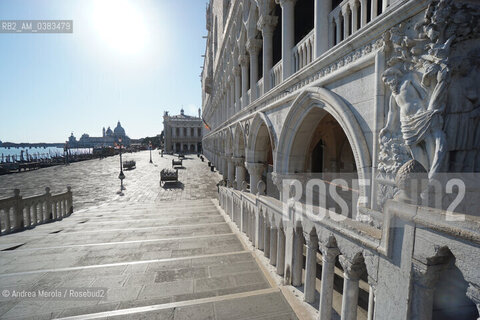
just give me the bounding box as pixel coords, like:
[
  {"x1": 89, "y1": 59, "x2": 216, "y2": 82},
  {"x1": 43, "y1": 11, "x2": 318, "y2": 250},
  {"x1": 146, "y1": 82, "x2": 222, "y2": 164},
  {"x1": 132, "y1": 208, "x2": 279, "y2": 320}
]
[
  {"x1": 0, "y1": 151, "x2": 219, "y2": 210},
  {"x1": 0, "y1": 154, "x2": 299, "y2": 320}
]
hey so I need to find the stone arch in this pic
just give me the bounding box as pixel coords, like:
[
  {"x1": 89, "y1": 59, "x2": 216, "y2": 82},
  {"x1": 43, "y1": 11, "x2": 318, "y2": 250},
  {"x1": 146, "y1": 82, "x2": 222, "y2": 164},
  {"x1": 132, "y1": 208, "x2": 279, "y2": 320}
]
[
  {"x1": 233, "y1": 122, "x2": 246, "y2": 158},
  {"x1": 275, "y1": 86, "x2": 372, "y2": 207},
  {"x1": 225, "y1": 127, "x2": 234, "y2": 155},
  {"x1": 246, "y1": 112, "x2": 276, "y2": 163}
]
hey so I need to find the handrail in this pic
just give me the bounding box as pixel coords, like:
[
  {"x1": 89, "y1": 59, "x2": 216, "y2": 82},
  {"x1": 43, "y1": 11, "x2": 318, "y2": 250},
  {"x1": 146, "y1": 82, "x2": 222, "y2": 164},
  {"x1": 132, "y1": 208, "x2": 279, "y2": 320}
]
[
  {"x1": 292, "y1": 30, "x2": 315, "y2": 73},
  {"x1": 0, "y1": 187, "x2": 73, "y2": 235}
]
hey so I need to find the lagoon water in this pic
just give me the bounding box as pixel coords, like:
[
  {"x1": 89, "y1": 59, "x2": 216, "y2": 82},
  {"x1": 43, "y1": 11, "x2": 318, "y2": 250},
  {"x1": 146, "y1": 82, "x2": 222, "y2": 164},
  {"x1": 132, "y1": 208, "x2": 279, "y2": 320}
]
[{"x1": 0, "y1": 147, "x2": 92, "y2": 160}]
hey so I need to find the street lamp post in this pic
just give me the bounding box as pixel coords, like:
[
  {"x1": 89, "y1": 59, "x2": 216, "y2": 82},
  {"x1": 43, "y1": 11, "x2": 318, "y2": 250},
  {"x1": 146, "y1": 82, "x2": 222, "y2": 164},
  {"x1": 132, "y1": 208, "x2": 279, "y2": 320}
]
[
  {"x1": 149, "y1": 142, "x2": 153, "y2": 164},
  {"x1": 118, "y1": 138, "x2": 125, "y2": 192}
]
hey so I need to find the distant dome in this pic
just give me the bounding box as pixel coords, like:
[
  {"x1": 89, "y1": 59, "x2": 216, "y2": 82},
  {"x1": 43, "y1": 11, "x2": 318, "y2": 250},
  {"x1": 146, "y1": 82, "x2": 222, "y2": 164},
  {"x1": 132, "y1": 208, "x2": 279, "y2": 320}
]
[
  {"x1": 106, "y1": 127, "x2": 113, "y2": 136},
  {"x1": 114, "y1": 121, "x2": 126, "y2": 136}
]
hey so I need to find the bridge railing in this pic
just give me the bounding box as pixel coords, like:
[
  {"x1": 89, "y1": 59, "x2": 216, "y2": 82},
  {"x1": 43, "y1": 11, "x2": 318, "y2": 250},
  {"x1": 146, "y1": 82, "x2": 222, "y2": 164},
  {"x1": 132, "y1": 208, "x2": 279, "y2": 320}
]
[{"x1": 0, "y1": 187, "x2": 73, "y2": 235}]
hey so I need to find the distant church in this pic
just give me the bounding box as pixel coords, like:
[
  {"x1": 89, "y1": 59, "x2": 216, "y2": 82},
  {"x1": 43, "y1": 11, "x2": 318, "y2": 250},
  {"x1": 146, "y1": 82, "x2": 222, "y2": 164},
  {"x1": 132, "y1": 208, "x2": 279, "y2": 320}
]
[{"x1": 68, "y1": 121, "x2": 130, "y2": 148}]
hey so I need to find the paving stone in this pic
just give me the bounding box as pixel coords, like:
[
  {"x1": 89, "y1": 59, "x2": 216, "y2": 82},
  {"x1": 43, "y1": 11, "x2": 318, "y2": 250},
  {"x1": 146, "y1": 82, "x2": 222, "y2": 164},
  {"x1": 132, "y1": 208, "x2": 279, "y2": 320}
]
[{"x1": 0, "y1": 155, "x2": 298, "y2": 319}]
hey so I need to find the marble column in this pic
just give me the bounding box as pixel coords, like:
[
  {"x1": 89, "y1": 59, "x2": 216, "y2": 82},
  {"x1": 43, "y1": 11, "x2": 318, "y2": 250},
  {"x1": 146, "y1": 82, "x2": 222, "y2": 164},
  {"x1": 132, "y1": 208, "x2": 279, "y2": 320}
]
[
  {"x1": 258, "y1": 15, "x2": 278, "y2": 93},
  {"x1": 233, "y1": 157, "x2": 246, "y2": 190},
  {"x1": 264, "y1": 218, "x2": 271, "y2": 258},
  {"x1": 292, "y1": 228, "x2": 304, "y2": 287},
  {"x1": 257, "y1": 213, "x2": 265, "y2": 250},
  {"x1": 318, "y1": 246, "x2": 340, "y2": 320},
  {"x1": 276, "y1": 227, "x2": 286, "y2": 276},
  {"x1": 270, "y1": 225, "x2": 278, "y2": 266},
  {"x1": 360, "y1": 0, "x2": 367, "y2": 27},
  {"x1": 227, "y1": 155, "x2": 235, "y2": 184},
  {"x1": 230, "y1": 78, "x2": 235, "y2": 116},
  {"x1": 304, "y1": 234, "x2": 319, "y2": 303},
  {"x1": 339, "y1": 255, "x2": 366, "y2": 320},
  {"x1": 279, "y1": 0, "x2": 296, "y2": 80},
  {"x1": 245, "y1": 162, "x2": 266, "y2": 195},
  {"x1": 343, "y1": 7, "x2": 350, "y2": 39},
  {"x1": 234, "y1": 66, "x2": 241, "y2": 113},
  {"x1": 352, "y1": 1, "x2": 359, "y2": 33},
  {"x1": 314, "y1": 0, "x2": 332, "y2": 57},
  {"x1": 335, "y1": 14, "x2": 342, "y2": 45},
  {"x1": 246, "y1": 38, "x2": 262, "y2": 101},
  {"x1": 239, "y1": 54, "x2": 249, "y2": 108}
]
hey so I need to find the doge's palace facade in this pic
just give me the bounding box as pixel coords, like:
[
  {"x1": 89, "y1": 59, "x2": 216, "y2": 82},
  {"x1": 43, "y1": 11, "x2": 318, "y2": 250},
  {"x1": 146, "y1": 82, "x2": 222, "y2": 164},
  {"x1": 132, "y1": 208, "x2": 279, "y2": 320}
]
[{"x1": 201, "y1": 0, "x2": 480, "y2": 319}]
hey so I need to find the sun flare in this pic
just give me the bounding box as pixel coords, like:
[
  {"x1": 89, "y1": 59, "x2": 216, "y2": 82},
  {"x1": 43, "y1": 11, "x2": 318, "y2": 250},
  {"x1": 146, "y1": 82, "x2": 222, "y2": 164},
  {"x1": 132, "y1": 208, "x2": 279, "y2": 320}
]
[{"x1": 93, "y1": 0, "x2": 149, "y2": 55}]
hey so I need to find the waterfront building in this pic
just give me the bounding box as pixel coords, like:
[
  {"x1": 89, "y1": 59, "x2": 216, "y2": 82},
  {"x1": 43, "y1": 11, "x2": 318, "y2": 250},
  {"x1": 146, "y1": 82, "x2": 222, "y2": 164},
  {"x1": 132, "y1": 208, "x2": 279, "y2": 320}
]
[
  {"x1": 163, "y1": 109, "x2": 203, "y2": 153},
  {"x1": 201, "y1": 0, "x2": 480, "y2": 319},
  {"x1": 68, "y1": 121, "x2": 131, "y2": 148}
]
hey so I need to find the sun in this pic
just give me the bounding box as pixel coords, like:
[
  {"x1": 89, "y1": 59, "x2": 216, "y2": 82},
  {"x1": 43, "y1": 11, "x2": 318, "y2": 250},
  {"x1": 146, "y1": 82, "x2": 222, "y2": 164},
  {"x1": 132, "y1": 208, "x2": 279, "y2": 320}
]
[{"x1": 92, "y1": 0, "x2": 149, "y2": 55}]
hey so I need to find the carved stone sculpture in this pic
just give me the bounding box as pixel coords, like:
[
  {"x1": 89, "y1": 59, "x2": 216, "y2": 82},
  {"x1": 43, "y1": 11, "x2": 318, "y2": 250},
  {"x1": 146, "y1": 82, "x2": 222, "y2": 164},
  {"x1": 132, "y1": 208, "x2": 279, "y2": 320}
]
[{"x1": 377, "y1": 0, "x2": 480, "y2": 207}]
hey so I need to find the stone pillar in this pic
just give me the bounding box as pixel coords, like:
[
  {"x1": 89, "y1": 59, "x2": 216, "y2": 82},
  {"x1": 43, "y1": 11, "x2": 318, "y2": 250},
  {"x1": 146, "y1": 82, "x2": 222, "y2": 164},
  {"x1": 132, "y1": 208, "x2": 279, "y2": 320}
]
[
  {"x1": 234, "y1": 66, "x2": 241, "y2": 113},
  {"x1": 258, "y1": 15, "x2": 278, "y2": 93},
  {"x1": 227, "y1": 156, "x2": 235, "y2": 184},
  {"x1": 230, "y1": 78, "x2": 235, "y2": 116},
  {"x1": 292, "y1": 228, "x2": 304, "y2": 287},
  {"x1": 318, "y1": 246, "x2": 340, "y2": 320},
  {"x1": 264, "y1": 219, "x2": 271, "y2": 258},
  {"x1": 371, "y1": 0, "x2": 378, "y2": 20},
  {"x1": 270, "y1": 225, "x2": 278, "y2": 266},
  {"x1": 314, "y1": 0, "x2": 332, "y2": 58},
  {"x1": 304, "y1": 234, "x2": 318, "y2": 303},
  {"x1": 257, "y1": 213, "x2": 265, "y2": 250},
  {"x1": 233, "y1": 157, "x2": 246, "y2": 190},
  {"x1": 279, "y1": 0, "x2": 296, "y2": 80},
  {"x1": 246, "y1": 39, "x2": 262, "y2": 101},
  {"x1": 352, "y1": 1, "x2": 359, "y2": 33},
  {"x1": 466, "y1": 284, "x2": 480, "y2": 320},
  {"x1": 343, "y1": 7, "x2": 350, "y2": 39},
  {"x1": 360, "y1": 0, "x2": 367, "y2": 27},
  {"x1": 277, "y1": 227, "x2": 286, "y2": 275},
  {"x1": 335, "y1": 14, "x2": 342, "y2": 45},
  {"x1": 410, "y1": 261, "x2": 446, "y2": 320},
  {"x1": 367, "y1": 284, "x2": 376, "y2": 320},
  {"x1": 339, "y1": 255, "x2": 366, "y2": 320},
  {"x1": 239, "y1": 54, "x2": 249, "y2": 108},
  {"x1": 245, "y1": 162, "x2": 266, "y2": 195}
]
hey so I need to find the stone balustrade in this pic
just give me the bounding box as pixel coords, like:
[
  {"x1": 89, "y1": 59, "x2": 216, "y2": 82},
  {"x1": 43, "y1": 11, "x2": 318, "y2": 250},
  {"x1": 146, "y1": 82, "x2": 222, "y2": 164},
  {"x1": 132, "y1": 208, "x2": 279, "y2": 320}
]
[
  {"x1": 0, "y1": 187, "x2": 73, "y2": 235},
  {"x1": 218, "y1": 184, "x2": 480, "y2": 319},
  {"x1": 292, "y1": 30, "x2": 315, "y2": 73},
  {"x1": 271, "y1": 60, "x2": 283, "y2": 89}
]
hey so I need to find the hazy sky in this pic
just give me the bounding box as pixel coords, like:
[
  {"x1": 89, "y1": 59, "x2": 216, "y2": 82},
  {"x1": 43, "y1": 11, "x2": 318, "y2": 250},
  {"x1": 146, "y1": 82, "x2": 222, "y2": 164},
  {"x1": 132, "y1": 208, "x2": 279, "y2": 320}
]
[{"x1": 0, "y1": 0, "x2": 208, "y2": 143}]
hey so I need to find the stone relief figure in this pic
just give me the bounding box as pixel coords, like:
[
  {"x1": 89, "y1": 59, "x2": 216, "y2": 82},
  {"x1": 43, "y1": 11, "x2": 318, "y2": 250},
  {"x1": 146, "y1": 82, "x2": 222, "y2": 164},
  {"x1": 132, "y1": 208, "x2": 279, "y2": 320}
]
[
  {"x1": 377, "y1": 0, "x2": 480, "y2": 207},
  {"x1": 380, "y1": 63, "x2": 448, "y2": 179}
]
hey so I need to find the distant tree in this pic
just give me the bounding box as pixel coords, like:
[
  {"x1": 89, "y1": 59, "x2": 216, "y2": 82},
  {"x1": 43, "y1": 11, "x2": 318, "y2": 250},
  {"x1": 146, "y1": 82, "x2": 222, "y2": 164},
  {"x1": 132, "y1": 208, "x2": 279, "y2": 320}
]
[{"x1": 141, "y1": 134, "x2": 163, "y2": 149}]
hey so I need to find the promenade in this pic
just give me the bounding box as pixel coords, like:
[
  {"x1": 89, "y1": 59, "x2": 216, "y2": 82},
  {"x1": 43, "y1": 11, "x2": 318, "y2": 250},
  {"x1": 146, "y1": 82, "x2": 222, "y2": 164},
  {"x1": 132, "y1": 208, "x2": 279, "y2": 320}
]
[{"x1": 0, "y1": 152, "x2": 298, "y2": 320}]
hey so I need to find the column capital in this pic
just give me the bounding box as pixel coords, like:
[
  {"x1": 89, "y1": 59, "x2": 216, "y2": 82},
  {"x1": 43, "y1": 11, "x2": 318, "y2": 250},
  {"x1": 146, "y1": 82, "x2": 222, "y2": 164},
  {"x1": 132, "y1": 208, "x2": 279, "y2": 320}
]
[
  {"x1": 276, "y1": 0, "x2": 297, "y2": 7},
  {"x1": 320, "y1": 245, "x2": 340, "y2": 263},
  {"x1": 246, "y1": 38, "x2": 262, "y2": 55},
  {"x1": 245, "y1": 162, "x2": 266, "y2": 177},
  {"x1": 411, "y1": 260, "x2": 446, "y2": 289},
  {"x1": 232, "y1": 156, "x2": 245, "y2": 167},
  {"x1": 304, "y1": 234, "x2": 319, "y2": 250},
  {"x1": 257, "y1": 15, "x2": 278, "y2": 35},
  {"x1": 339, "y1": 255, "x2": 366, "y2": 281},
  {"x1": 233, "y1": 66, "x2": 241, "y2": 76},
  {"x1": 238, "y1": 54, "x2": 250, "y2": 67}
]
